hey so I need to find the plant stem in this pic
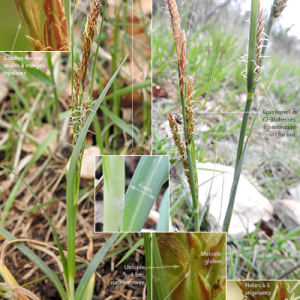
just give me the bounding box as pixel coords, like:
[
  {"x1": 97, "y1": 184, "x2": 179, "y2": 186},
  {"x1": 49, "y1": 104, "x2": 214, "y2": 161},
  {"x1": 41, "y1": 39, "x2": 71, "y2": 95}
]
[
  {"x1": 112, "y1": 4, "x2": 122, "y2": 151},
  {"x1": 222, "y1": 0, "x2": 258, "y2": 232},
  {"x1": 90, "y1": 0, "x2": 108, "y2": 154},
  {"x1": 261, "y1": 0, "x2": 278, "y2": 63},
  {"x1": 46, "y1": 53, "x2": 60, "y2": 143},
  {"x1": 178, "y1": 66, "x2": 199, "y2": 231},
  {"x1": 234, "y1": 97, "x2": 253, "y2": 170}
]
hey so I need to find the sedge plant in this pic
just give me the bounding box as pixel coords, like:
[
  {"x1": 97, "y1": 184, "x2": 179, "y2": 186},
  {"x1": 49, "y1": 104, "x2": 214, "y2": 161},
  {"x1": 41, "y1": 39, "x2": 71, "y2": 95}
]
[
  {"x1": 165, "y1": 0, "x2": 199, "y2": 231},
  {"x1": 0, "y1": 0, "x2": 127, "y2": 298},
  {"x1": 222, "y1": 0, "x2": 288, "y2": 232}
]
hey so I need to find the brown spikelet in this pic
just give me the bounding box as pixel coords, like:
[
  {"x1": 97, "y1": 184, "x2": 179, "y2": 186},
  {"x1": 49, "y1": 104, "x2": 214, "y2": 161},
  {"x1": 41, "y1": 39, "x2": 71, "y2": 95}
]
[
  {"x1": 81, "y1": 0, "x2": 102, "y2": 90},
  {"x1": 254, "y1": 0, "x2": 264, "y2": 84},
  {"x1": 179, "y1": 30, "x2": 186, "y2": 95},
  {"x1": 43, "y1": 0, "x2": 70, "y2": 51},
  {"x1": 168, "y1": 112, "x2": 195, "y2": 194},
  {"x1": 168, "y1": 112, "x2": 187, "y2": 161},
  {"x1": 72, "y1": 65, "x2": 81, "y2": 107},
  {"x1": 274, "y1": 0, "x2": 288, "y2": 18},
  {"x1": 181, "y1": 76, "x2": 195, "y2": 145},
  {"x1": 26, "y1": 36, "x2": 45, "y2": 51},
  {"x1": 166, "y1": 0, "x2": 182, "y2": 59},
  {"x1": 71, "y1": 65, "x2": 81, "y2": 143}
]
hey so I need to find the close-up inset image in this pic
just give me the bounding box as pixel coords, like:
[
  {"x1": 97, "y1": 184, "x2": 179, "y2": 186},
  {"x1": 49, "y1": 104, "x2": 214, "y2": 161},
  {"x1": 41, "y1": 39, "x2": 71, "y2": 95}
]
[
  {"x1": 0, "y1": 0, "x2": 70, "y2": 51},
  {"x1": 95, "y1": 155, "x2": 169, "y2": 232},
  {"x1": 152, "y1": 232, "x2": 226, "y2": 300},
  {"x1": 227, "y1": 280, "x2": 300, "y2": 299}
]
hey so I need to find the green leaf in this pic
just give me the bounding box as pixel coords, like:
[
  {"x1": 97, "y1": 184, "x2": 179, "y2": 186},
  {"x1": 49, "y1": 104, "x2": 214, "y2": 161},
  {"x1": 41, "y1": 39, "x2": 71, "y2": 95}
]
[
  {"x1": 157, "y1": 188, "x2": 169, "y2": 232},
  {"x1": 123, "y1": 156, "x2": 169, "y2": 232},
  {"x1": 115, "y1": 237, "x2": 144, "y2": 267},
  {"x1": 152, "y1": 233, "x2": 171, "y2": 300},
  {"x1": 75, "y1": 233, "x2": 120, "y2": 300},
  {"x1": 0, "y1": 130, "x2": 57, "y2": 226},
  {"x1": 103, "y1": 156, "x2": 125, "y2": 232},
  {"x1": 0, "y1": 166, "x2": 68, "y2": 286},
  {"x1": 144, "y1": 233, "x2": 152, "y2": 300},
  {"x1": 66, "y1": 57, "x2": 127, "y2": 297},
  {"x1": 100, "y1": 105, "x2": 139, "y2": 143},
  {"x1": 0, "y1": 227, "x2": 67, "y2": 300}
]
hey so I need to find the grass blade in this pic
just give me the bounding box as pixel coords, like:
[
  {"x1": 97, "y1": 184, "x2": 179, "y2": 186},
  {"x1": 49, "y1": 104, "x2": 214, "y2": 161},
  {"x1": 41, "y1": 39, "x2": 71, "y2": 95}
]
[
  {"x1": 123, "y1": 156, "x2": 169, "y2": 232},
  {"x1": 152, "y1": 233, "x2": 170, "y2": 300},
  {"x1": 75, "y1": 233, "x2": 120, "y2": 300},
  {"x1": 103, "y1": 156, "x2": 125, "y2": 232},
  {"x1": 157, "y1": 188, "x2": 169, "y2": 232},
  {"x1": 144, "y1": 233, "x2": 152, "y2": 300},
  {"x1": 0, "y1": 130, "x2": 57, "y2": 225},
  {"x1": 115, "y1": 237, "x2": 144, "y2": 267},
  {"x1": 100, "y1": 105, "x2": 139, "y2": 143},
  {"x1": 0, "y1": 166, "x2": 68, "y2": 286},
  {"x1": 0, "y1": 227, "x2": 67, "y2": 300},
  {"x1": 66, "y1": 57, "x2": 127, "y2": 297}
]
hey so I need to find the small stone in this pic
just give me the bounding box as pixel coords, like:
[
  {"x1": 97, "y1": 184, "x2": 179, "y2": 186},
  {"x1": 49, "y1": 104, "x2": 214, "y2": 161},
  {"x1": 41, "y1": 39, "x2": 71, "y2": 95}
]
[{"x1": 197, "y1": 162, "x2": 273, "y2": 239}]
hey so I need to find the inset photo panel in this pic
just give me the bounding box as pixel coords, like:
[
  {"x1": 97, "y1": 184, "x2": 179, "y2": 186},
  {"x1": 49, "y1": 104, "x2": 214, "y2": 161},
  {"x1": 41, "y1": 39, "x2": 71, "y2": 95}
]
[
  {"x1": 227, "y1": 280, "x2": 300, "y2": 300},
  {"x1": 0, "y1": 0, "x2": 70, "y2": 51},
  {"x1": 152, "y1": 232, "x2": 226, "y2": 300},
  {"x1": 95, "y1": 155, "x2": 170, "y2": 232}
]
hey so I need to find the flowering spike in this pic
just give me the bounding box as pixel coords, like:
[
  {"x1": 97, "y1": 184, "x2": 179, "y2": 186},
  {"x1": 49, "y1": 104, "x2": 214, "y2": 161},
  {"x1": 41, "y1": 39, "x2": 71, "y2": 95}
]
[
  {"x1": 179, "y1": 30, "x2": 186, "y2": 95},
  {"x1": 254, "y1": 0, "x2": 264, "y2": 84},
  {"x1": 274, "y1": 0, "x2": 288, "y2": 18},
  {"x1": 81, "y1": 0, "x2": 102, "y2": 90},
  {"x1": 166, "y1": 0, "x2": 182, "y2": 59}
]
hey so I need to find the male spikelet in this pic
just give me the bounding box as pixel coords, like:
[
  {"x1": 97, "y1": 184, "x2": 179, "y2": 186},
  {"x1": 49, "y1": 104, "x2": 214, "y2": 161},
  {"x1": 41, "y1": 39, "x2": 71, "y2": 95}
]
[
  {"x1": 166, "y1": 0, "x2": 181, "y2": 59},
  {"x1": 184, "y1": 75, "x2": 195, "y2": 145},
  {"x1": 81, "y1": 0, "x2": 101, "y2": 90},
  {"x1": 168, "y1": 112, "x2": 191, "y2": 190},
  {"x1": 13, "y1": 0, "x2": 43, "y2": 50},
  {"x1": 274, "y1": 0, "x2": 288, "y2": 18},
  {"x1": 43, "y1": 0, "x2": 70, "y2": 51},
  {"x1": 166, "y1": 0, "x2": 199, "y2": 202},
  {"x1": 71, "y1": 0, "x2": 102, "y2": 143},
  {"x1": 254, "y1": 0, "x2": 264, "y2": 84}
]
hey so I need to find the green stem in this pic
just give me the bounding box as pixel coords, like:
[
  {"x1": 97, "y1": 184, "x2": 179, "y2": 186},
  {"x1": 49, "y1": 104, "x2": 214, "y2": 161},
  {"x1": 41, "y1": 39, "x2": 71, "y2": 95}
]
[
  {"x1": 144, "y1": 233, "x2": 152, "y2": 300},
  {"x1": 112, "y1": 4, "x2": 122, "y2": 151},
  {"x1": 261, "y1": 0, "x2": 278, "y2": 65},
  {"x1": 46, "y1": 53, "x2": 60, "y2": 142},
  {"x1": 234, "y1": 96, "x2": 253, "y2": 170},
  {"x1": 89, "y1": 0, "x2": 108, "y2": 154},
  {"x1": 178, "y1": 67, "x2": 199, "y2": 231},
  {"x1": 222, "y1": 0, "x2": 258, "y2": 232}
]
